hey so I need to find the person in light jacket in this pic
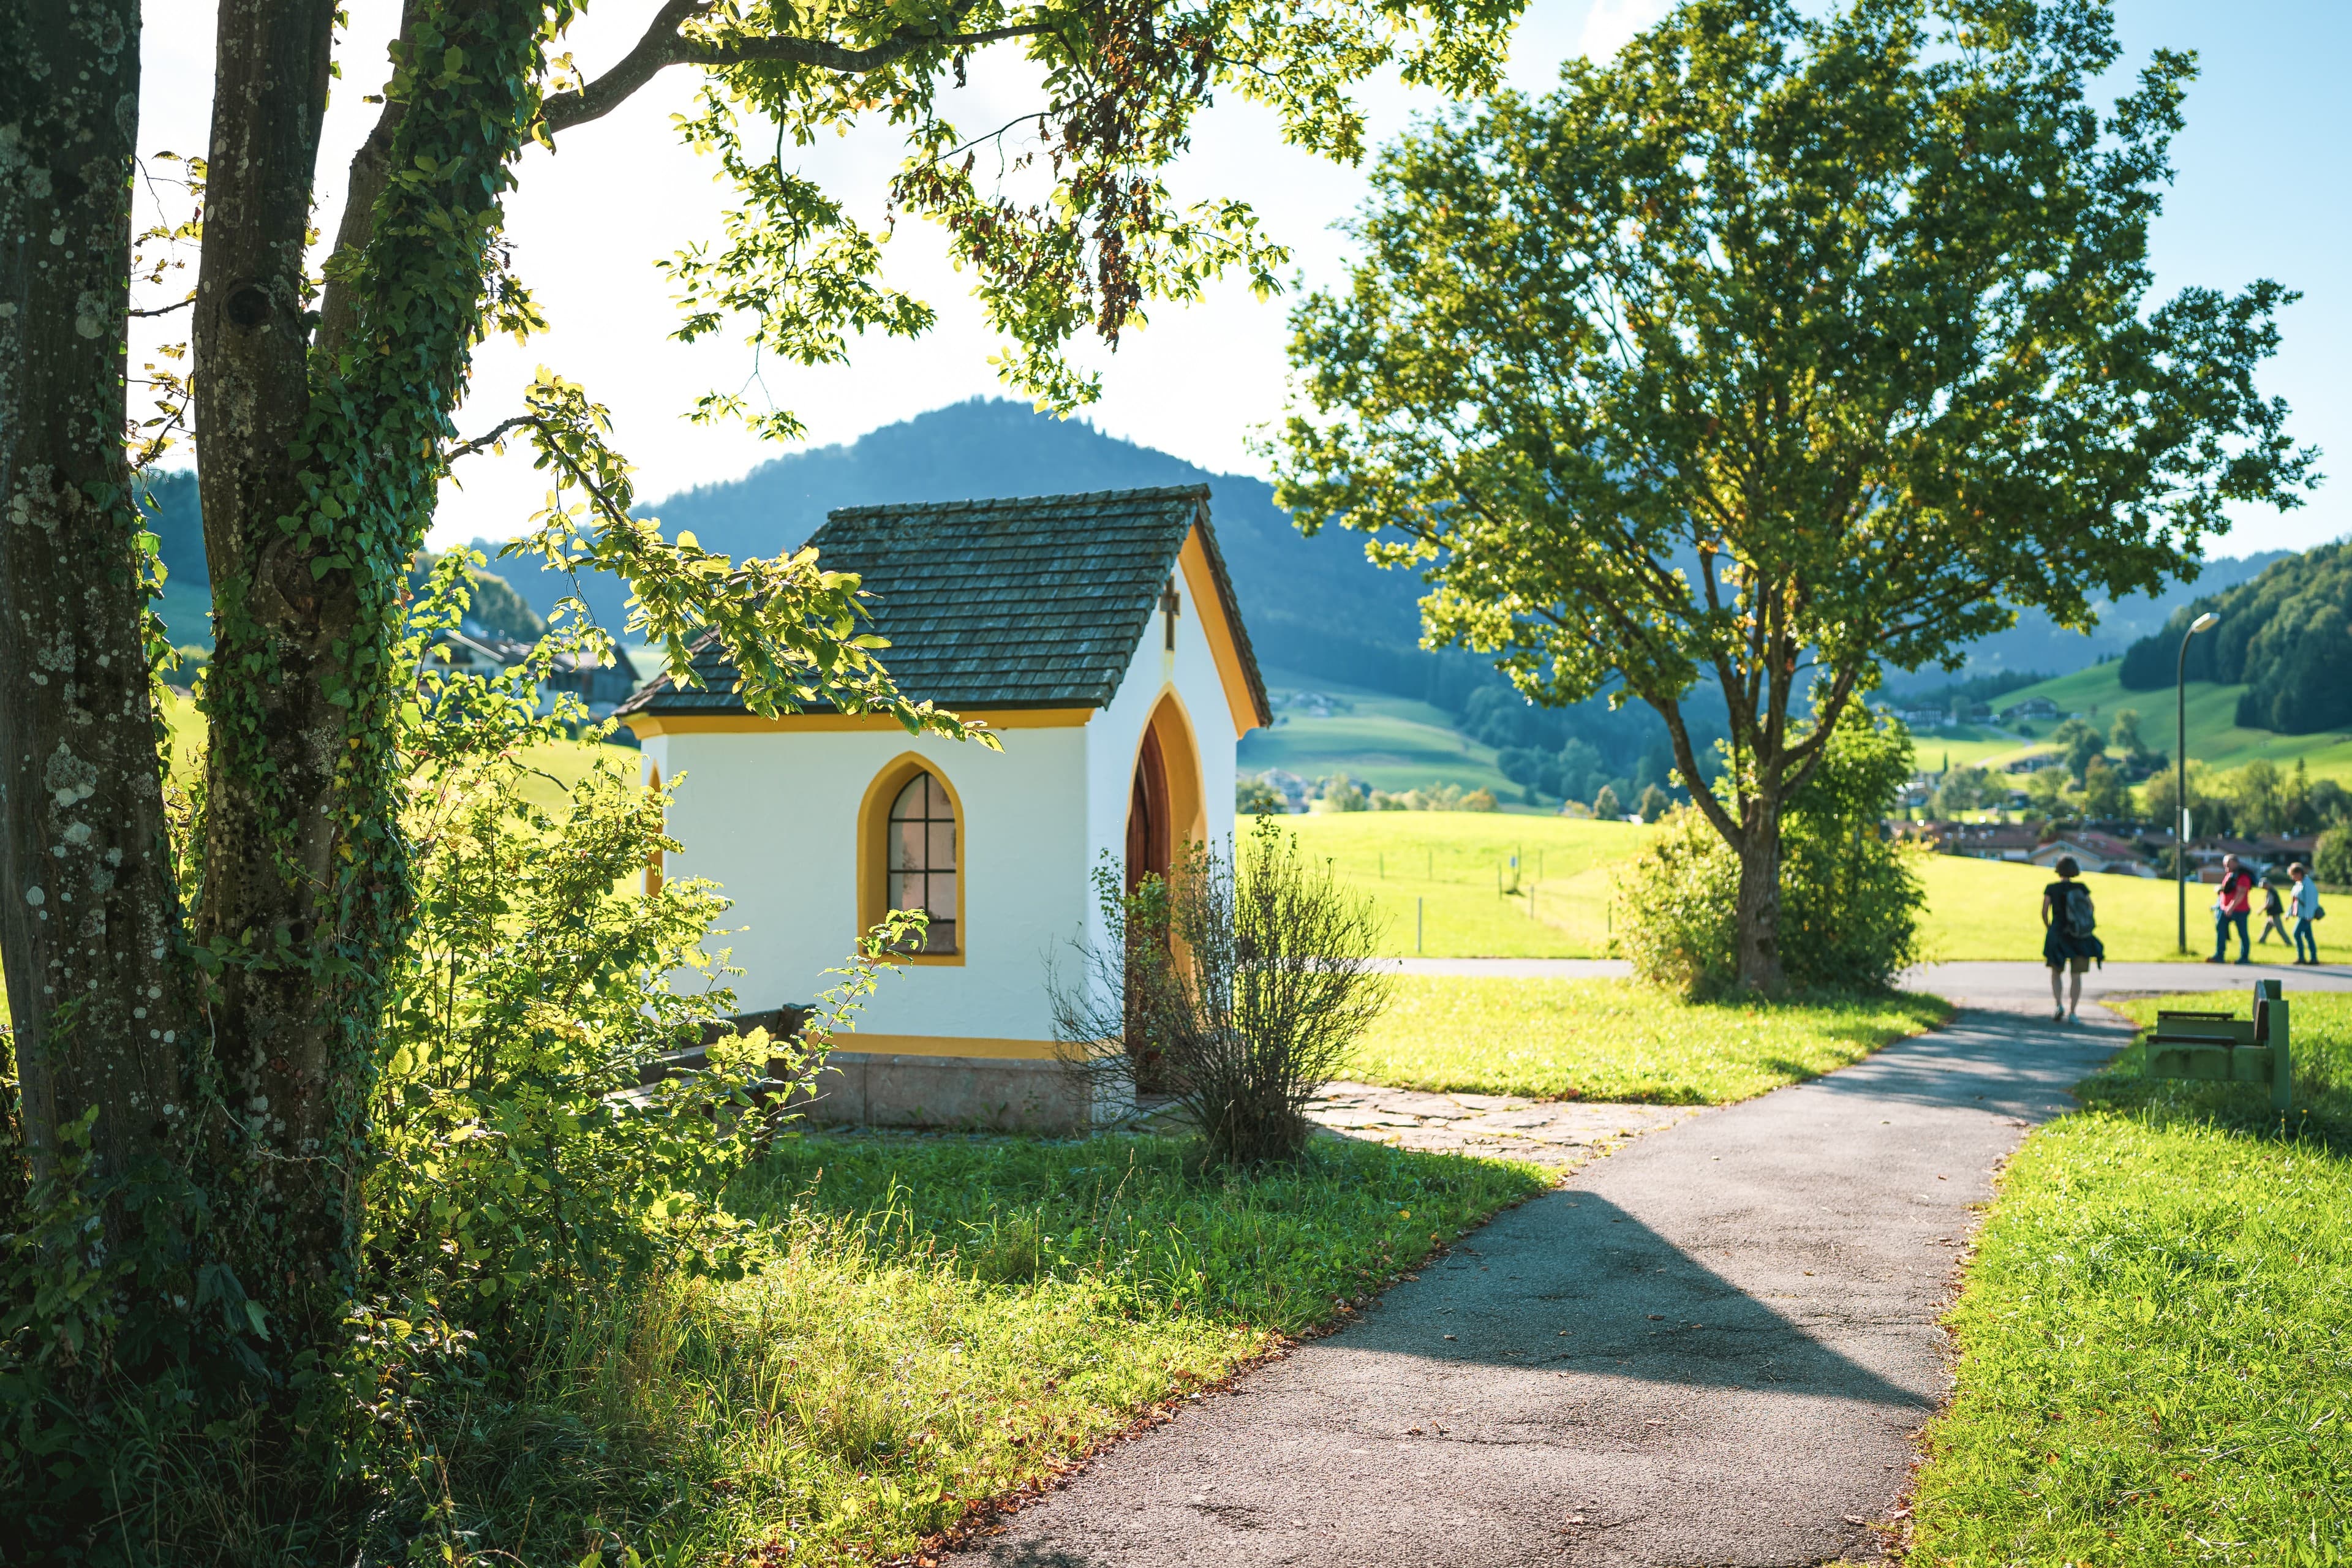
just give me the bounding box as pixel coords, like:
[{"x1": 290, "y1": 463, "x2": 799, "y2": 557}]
[{"x1": 2289, "y1": 861, "x2": 2323, "y2": 966}]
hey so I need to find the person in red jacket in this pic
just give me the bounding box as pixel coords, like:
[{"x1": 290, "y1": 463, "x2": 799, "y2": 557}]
[{"x1": 2207, "y1": 853, "x2": 2255, "y2": 965}]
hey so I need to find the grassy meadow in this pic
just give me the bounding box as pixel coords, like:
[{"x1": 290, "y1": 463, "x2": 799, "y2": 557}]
[
  {"x1": 1262, "y1": 812, "x2": 1659, "y2": 957},
  {"x1": 1235, "y1": 671, "x2": 1523, "y2": 799},
  {"x1": 430, "y1": 1132, "x2": 1547, "y2": 1564},
  {"x1": 1910, "y1": 991, "x2": 2352, "y2": 1564},
  {"x1": 1346, "y1": 977, "x2": 1950, "y2": 1102}
]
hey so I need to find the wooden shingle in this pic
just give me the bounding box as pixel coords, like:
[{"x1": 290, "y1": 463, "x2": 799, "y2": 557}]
[{"x1": 620, "y1": 485, "x2": 1267, "y2": 717}]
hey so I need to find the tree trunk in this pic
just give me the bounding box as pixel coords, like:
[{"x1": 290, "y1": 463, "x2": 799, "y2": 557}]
[
  {"x1": 189, "y1": 0, "x2": 354, "y2": 1334},
  {"x1": 0, "y1": 0, "x2": 197, "y2": 1190},
  {"x1": 1733, "y1": 788, "x2": 1788, "y2": 995}
]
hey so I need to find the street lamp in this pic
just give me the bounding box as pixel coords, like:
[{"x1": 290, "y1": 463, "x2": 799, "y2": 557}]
[{"x1": 2176, "y1": 610, "x2": 2220, "y2": 952}]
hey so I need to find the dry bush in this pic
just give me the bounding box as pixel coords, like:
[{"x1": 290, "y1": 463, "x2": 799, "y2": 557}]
[{"x1": 1053, "y1": 818, "x2": 1391, "y2": 1166}]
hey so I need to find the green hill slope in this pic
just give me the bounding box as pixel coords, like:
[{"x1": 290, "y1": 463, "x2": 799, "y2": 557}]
[
  {"x1": 1992, "y1": 663, "x2": 2352, "y2": 783},
  {"x1": 2117, "y1": 540, "x2": 2352, "y2": 733}
]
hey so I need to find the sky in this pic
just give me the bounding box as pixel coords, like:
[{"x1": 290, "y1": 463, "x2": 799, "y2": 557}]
[{"x1": 130, "y1": 1, "x2": 2350, "y2": 557}]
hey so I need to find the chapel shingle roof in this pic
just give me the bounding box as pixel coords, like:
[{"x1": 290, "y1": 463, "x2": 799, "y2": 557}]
[{"x1": 617, "y1": 484, "x2": 1269, "y2": 720}]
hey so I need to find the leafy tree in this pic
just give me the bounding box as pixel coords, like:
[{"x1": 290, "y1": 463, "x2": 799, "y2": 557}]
[
  {"x1": 1276, "y1": 0, "x2": 2313, "y2": 991},
  {"x1": 2051, "y1": 717, "x2": 2107, "y2": 784},
  {"x1": 2109, "y1": 707, "x2": 2157, "y2": 769},
  {"x1": 2080, "y1": 757, "x2": 2129, "y2": 820},
  {"x1": 1616, "y1": 708, "x2": 1921, "y2": 996},
  {"x1": 1, "y1": 0, "x2": 1518, "y2": 1545},
  {"x1": 1637, "y1": 783, "x2": 1672, "y2": 823},
  {"x1": 2025, "y1": 765, "x2": 2071, "y2": 818},
  {"x1": 1931, "y1": 764, "x2": 1997, "y2": 819},
  {"x1": 1593, "y1": 784, "x2": 1624, "y2": 820}
]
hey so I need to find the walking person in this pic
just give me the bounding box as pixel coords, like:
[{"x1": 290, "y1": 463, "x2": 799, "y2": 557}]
[
  {"x1": 2290, "y1": 861, "x2": 2324, "y2": 965},
  {"x1": 2258, "y1": 878, "x2": 2290, "y2": 947},
  {"x1": 2207, "y1": 852, "x2": 2255, "y2": 966},
  {"x1": 2042, "y1": 856, "x2": 2104, "y2": 1023}
]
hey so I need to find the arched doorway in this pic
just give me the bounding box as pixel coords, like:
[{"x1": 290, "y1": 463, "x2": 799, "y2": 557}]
[
  {"x1": 1122, "y1": 693, "x2": 1204, "y2": 1093},
  {"x1": 1123, "y1": 690, "x2": 1204, "y2": 891},
  {"x1": 1126, "y1": 726, "x2": 1170, "y2": 890}
]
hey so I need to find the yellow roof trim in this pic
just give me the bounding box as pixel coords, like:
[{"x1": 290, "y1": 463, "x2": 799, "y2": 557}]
[
  {"x1": 827, "y1": 1035, "x2": 1065, "y2": 1061},
  {"x1": 627, "y1": 707, "x2": 1093, "y2": 739},
  {"x1": 1178, "y1": 525, "x2": 1274, "y2": 734}
]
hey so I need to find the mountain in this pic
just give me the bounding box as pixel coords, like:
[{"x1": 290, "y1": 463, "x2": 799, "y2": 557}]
[
  {"x1": 2116, "y1": 541, "x2": 2352, "y2": 734},
  {"x1": 1875, "y1": 550, "x2": 2291, "y2": 692},
  {"x1": 138, "y1": 469, "x2": 206, "y2": 586},
  {"x1": 482, "y1": 397, "x2": 1455, "y2": 701},
  {"x1": 133, "y1": 398, "x2": 2306, "y2": 728}
]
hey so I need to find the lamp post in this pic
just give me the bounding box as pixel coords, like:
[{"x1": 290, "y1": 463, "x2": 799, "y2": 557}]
[{"x1": 2176, "y1": 611, "x2": 2220, "y2": 952}]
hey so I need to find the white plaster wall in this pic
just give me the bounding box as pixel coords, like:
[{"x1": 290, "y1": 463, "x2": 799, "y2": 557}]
[
  {"x1": 653, "y1": 725, "x2": 1091, "y2": 1039},
  {"x1": 1081, "y1": 560, "x2": 1245, "y2": 954}
]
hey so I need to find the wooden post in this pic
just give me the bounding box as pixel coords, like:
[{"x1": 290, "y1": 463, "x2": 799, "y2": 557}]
[{"x1": 2258, "y1": 978, "x2": 2290, "y2": 1115}]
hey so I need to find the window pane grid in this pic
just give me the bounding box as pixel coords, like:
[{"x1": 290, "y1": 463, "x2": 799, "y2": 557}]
[{"x1": 885, "y1": 771, "x2": 958, "y2": 954}]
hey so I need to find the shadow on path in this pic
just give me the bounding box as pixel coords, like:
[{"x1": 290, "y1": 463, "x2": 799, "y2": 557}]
[{"x1": 950, "y1": 1007, "x2": 2121, "y2": 1567}]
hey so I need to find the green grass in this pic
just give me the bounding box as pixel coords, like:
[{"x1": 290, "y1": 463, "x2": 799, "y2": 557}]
[
  {"x1": 154, "y1": 688, "x2": 637, "y2": 815},
  {"x1": 1912, "y1": 723, "x2": 2048, "y2": 773},
  {"x1": 1344, "y1": 976, "x2": 1950, "y2": 1102},
  {"x1": 1262, "y1": 812, "x2": 1658, "y2": 957},
  {"x1": 1909, "y1": 991, "x2": 2352, "y2": 1564},
  {"x1": 450, "y1": 1132, "x2": 1547, "y2": 1564},
  {"x1": 1913, "y1": 851, "x2": 2321, "y2": 965},
  {"x1": 1237, "y1": 669, "x2": 1521, "y2": 798}
]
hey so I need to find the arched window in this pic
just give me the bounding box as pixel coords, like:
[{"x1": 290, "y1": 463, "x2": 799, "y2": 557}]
[{"x1": 886, "y1": 768, "x2": 958, "y2": 954}]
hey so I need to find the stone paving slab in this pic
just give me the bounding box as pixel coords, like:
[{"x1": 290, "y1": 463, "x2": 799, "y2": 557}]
[{"x1": 1304, "y1": 1082, "x2": 1699, "y2": 1172}]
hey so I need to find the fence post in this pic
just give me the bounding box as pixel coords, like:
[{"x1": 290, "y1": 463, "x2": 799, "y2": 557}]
[{"x1": 1417, "y1": 897, "x2": 1423, "y2": 954}]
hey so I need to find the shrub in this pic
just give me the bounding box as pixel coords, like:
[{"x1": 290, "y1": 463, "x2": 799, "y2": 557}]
[
  {"x1": 1613, "y1": 708, "x2": 1924, "y2": 997},
  {"x1": 1593, "y1": 784, "x2": 1623, "y2": 819},
  {"x1": 1236, "y1": 774, "x2": 1287, "y2": 815},
  {"x1": 1052, "y1": 819, "x2": 1392, "y2": 1166},
  {"x1": 1311, "y1": 774, "x2": 1368, "y2": 812}
]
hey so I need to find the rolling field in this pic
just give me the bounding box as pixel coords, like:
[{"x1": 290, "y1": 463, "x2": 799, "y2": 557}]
[
  {"x1": 1269, "y1": 811, "x2": 2315, "y2": 965},
  {"x1": 1261, "y1": 813, "x2": 1658, "y2": 957},
  {"x1": 1996, "y1": 663, "x2": 2352, "y2": 783},
  {"x1": 1237, "y1": 672, "x2": 1521, "y2": 799},
  {"x1": 1911, "y1": 722, "x2": 2047, "y2": 772}
]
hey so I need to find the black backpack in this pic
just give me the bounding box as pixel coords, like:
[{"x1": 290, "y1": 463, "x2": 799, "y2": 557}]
[{"x1": 2062, "y1": 884, "x2": 2097, "y2": 939}]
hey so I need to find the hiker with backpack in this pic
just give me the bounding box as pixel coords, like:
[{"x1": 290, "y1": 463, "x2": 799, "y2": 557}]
[
  {"x1": 2041, "y1": 856, "x2": 2105, "y2": 1023},
  {"x1": 2207, "y1": 852, "x2": 2256, "y2": 966},
  {"x1": 2258, "y1": 878, "x2": 2291, "y2": 948}
]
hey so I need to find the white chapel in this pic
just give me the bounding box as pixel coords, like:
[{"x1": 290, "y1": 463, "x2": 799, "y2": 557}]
[{"x1": 616, "y1": 484, "x2": 1272, "y2": 1128}]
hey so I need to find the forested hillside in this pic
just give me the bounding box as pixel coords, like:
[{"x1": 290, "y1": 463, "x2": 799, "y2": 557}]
[{"x1": 2117, "y1": 542, "x2": 2352, "y2": 733}]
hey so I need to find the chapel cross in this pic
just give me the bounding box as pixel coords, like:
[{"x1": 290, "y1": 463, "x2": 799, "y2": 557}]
[{"x1": 1161, "y1": 580, "x2": 1182, "y2": 650}]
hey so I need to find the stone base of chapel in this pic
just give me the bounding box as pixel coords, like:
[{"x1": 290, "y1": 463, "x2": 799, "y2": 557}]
[{"x1": 794, "y1": 1050, "x2": 1132, "y2": 1133}]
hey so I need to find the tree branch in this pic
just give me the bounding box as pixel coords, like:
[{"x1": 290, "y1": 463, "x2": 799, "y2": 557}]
[
  {"x1": 317, "y1": 0, "x2": 419, "y2": 361},
  {"x1": 443, "y1": 415, "x2": 538, "y2": 464},
  {"x1": 540, "y1": 0, "x2": 1058, "y2": 133}
]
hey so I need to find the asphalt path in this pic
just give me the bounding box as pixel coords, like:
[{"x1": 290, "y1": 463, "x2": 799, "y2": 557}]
[{"x1": 952, "y1": 995, "x2": 2129, "y2": 1567}]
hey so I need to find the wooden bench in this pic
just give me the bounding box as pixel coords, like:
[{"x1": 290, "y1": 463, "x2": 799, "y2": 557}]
[{"x1": 2143, "y1": 980, "x2": 2291, "y2": 1112}]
